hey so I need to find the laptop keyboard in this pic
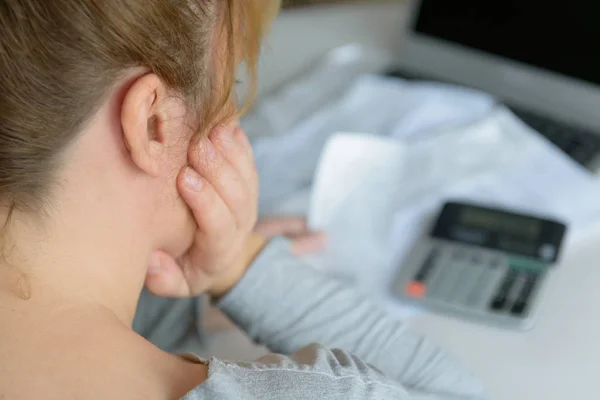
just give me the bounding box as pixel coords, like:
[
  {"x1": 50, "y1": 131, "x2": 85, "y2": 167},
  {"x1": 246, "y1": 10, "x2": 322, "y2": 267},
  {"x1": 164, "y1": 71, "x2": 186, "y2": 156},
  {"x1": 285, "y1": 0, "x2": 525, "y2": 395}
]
[
  {"x1": 384, "y1": 68, "x2": 600, "y2": 170},
  {"x1": 508, "y1": 108, "x2": 600, "y2": 168}
]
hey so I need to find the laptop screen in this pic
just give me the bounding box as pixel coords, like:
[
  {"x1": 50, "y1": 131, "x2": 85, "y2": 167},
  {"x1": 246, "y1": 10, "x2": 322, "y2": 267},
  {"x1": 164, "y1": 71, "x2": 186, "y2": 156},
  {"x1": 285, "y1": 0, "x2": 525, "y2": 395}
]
[{"x1": 414, "y1": 0, "x2": 600, "y2": 86}]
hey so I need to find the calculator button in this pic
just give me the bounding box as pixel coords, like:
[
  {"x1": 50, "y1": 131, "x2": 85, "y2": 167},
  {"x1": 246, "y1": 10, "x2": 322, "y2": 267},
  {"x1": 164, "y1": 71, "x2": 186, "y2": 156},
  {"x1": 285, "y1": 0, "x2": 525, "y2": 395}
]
[
  {"x1": 470, "y1": 252, "x2": 483, "y2": 264},
  {"x1": 426, "y1": 258, "x2": 453, "y2": 299},
  {"x1": 452, "y1": 248, "x2": 467, "y2": 260},
  {"x1": 440, "y1": 263, "x2": 469, "y2": 302},
  {"x1": 538, "y1": 244, "x2": 556, "y2": 262},
  {"x1": 511, "y1": 274, "x2": 539, "y2": 315},
  {"x1": 413, "y1": 249, "x2": 439, "y2": 283},
  {"x1": 489, "y1": 257, "x2": 502, "y2": 269},
  {"x1": 490, "y1": 269, "x2": 518, "y2": 311},
  {"x1": 505, "y1": 272, "x2": 527, "y2": 311},
  {"x1": 466, "y1": 271, "x2": 489, "y2": 307},
  {"x1": 452, "y1": 264, "x2": 484, "y2": 306},
  {"x1": 466, "y1": 263, "x2": 506, "y2": 309},
  {"x1": 490, "y1": 299, "x2": 506, "y2": 311},
  {"x1": 446, "y1": 264, "x2": 474, "y2": 303},
  {"x1": 433, "y1": 264, "x2": 462, "y2": 301},
  {"x1": 405, "y1": 281, "x2": 426, "y2": 298}
]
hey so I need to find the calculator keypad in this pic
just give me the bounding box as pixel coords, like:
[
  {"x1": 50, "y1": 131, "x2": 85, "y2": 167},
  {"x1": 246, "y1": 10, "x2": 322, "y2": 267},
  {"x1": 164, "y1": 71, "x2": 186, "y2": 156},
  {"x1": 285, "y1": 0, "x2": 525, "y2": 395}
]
[{"x1": 398, "y1": 242, "x2": 547, "y2": 327}]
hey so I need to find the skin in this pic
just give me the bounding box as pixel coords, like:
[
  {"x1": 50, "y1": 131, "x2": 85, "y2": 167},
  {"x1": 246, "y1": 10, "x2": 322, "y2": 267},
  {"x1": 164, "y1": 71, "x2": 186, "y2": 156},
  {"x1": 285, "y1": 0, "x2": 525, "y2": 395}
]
[{"x1": 0, "y1": 66, "x2": 326, "y2": 399}]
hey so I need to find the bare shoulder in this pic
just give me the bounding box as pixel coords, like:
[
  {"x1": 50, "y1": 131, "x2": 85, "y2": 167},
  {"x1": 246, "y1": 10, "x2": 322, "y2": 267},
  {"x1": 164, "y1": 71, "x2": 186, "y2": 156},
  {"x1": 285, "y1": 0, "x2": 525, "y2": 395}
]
[{"x1": 0, "y1": 307, "x2": 207, "y2": 400}]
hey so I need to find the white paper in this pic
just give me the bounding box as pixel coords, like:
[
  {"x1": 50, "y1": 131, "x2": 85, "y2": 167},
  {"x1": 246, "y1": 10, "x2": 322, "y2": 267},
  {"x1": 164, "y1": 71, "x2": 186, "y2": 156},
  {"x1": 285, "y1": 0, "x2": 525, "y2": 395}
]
[
  {"x1": 307, "y1": 108, "x2": 600, "y2": 316},
  {"x1": 307, "y1": 114, "x2": 515, "y2": 290},
  {"x1": 249, "y1": 74, "x2": 496, "y2": 216}
]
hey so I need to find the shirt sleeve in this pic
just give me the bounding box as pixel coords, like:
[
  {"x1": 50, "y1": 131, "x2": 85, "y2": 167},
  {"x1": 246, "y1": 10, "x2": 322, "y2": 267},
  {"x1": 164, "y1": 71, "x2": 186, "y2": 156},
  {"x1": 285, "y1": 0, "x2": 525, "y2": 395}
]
[
  {"x1": 184, "y1": 344, "x2": 412, "y2": 400},
  {"x1": 211, "y1": 238, "x2": 487, "y2": 399}
]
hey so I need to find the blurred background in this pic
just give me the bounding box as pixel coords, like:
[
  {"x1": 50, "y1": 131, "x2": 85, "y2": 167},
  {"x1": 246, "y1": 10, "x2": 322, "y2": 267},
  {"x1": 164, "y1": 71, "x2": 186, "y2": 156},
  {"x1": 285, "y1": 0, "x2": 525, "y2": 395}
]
[{"x1": 282, "y1": 0, "x2": 372, "y2": 7}]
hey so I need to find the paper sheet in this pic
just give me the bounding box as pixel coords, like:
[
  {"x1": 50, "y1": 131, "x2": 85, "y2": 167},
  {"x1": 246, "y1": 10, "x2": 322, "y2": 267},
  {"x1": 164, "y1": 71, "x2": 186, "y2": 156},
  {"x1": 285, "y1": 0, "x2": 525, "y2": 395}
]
[
  {"x1": 307, "y1": 113, "x2": 515, "y2": 292},
  {"x1": 307, "y1": 108, "x2": 600, "y2": 316},
  {"x1": 249, "y1": 74, "x2": 496, "y2": 217}
]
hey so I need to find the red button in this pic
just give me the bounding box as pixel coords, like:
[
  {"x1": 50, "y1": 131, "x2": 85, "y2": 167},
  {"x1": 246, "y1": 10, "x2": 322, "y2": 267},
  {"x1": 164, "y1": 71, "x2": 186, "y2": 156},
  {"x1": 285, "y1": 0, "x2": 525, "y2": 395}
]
[{"x1": 405, "y1": 281, "x2": 426, "y2": 298}]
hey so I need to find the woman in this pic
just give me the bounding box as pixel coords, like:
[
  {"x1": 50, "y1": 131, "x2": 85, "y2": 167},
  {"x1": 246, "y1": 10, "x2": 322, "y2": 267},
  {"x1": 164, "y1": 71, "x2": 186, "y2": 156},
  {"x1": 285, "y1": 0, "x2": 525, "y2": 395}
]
[{"x1": 0, "y1": 1, "x2": 487, "y2": 399}]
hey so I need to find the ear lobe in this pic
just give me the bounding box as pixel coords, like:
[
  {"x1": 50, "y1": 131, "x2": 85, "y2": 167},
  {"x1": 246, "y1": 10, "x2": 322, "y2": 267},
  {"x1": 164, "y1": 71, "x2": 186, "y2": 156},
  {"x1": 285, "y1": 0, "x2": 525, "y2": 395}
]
[{"x1": 121, "y1": 73, "x2": 167, "y2": 177}]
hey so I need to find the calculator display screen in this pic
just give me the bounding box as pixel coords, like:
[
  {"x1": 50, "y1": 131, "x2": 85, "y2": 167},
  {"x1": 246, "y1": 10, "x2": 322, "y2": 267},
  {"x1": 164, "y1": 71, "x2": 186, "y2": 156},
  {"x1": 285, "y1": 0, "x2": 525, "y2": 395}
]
[
  {"x1": 431, "y1": 202, "x2": 567, "y2": 262},
  {"x1": 459, "y1": 208, "x2": 542, "y2": 240}
]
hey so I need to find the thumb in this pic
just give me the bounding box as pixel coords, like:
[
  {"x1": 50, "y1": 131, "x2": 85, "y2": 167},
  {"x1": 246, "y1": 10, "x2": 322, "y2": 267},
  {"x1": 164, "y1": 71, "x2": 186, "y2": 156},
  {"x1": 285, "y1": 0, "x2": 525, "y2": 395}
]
[{"x1": 145, "y1": 251, "x2": 196, "y2": 298}]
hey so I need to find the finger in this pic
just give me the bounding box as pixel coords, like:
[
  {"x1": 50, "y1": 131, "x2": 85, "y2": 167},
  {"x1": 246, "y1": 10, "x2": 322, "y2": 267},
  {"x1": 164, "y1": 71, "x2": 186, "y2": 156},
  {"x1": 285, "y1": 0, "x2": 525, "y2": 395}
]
[
  {"x1": 290, "y1": 232, "x2": 329, "y2": 256},
  {"x1": 178, "y1": 167, "x2": 239, "y2": 272},
  {"x1": 233, "y1": 128, "x2": 258, "y2": 199},
  {"x1": 254, "y1": 217, "x2": 309, "y2": 238},
  {"x1": 209, "y1": 126, "x2": 258, "y2": 218},
  {"x1": 210, "y1": 126, "x2": 256, "y2": 185},
  {"x1": 189, "y1": 138, "x2": 255, "y2": 229},
  {"x1": 145, "y1": 250, "x2": 198, "y2": 298},
  {"x1": 234, "y1": 127, "x2": 254, "y2": 162}
]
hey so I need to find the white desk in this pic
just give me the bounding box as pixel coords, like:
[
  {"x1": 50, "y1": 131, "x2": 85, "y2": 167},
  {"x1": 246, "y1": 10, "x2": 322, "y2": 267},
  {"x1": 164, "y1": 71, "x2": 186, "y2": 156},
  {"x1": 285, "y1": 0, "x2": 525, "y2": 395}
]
[
  {"x1": 257, "y1": 2, "x2": 600, "y2": 399},
  {"x1": 409, "y1": 226, "x2": 600, "y2": 400}
]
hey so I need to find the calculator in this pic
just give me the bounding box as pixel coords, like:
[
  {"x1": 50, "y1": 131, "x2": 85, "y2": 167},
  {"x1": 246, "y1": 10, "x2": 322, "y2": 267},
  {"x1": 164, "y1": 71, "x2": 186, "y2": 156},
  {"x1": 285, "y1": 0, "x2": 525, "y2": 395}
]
[{"x1": 391, "y1": 201, "x2": 567, "y2": 330}]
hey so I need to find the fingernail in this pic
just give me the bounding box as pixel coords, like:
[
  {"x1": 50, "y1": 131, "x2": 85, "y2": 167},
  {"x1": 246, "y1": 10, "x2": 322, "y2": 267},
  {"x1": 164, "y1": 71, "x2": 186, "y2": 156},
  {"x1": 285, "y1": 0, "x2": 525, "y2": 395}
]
[
  {"x1": 183, "y1": 167, "x2": 203, "y2": 192},
  {"x1": 148, "y1": 254, "x2": 162, "y2": 275},
  {"x1": 213, "y1": 125, "x2": 234, "y2": 148}
]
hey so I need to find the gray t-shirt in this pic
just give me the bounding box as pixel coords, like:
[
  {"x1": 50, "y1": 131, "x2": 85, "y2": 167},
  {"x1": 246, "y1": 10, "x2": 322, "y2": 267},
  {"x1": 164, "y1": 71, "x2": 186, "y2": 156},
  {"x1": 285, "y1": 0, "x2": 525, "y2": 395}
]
[{"x1": 179, "y1": 238, "x2": 488, "y2": 399}]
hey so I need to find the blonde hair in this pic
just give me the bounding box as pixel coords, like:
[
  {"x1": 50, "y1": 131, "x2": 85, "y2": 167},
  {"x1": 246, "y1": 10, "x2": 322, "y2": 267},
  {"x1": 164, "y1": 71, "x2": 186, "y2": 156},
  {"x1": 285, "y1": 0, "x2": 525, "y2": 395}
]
[{"x1": 0, "y1": 0, "x2": 280, "y2": 213}]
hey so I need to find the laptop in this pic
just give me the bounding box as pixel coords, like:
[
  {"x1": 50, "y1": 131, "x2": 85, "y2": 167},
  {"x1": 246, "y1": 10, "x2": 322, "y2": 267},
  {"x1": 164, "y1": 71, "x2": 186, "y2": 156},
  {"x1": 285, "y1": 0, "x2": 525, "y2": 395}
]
[{"x1": 386, "y1": 0, "x2": 600, "y2": 173}]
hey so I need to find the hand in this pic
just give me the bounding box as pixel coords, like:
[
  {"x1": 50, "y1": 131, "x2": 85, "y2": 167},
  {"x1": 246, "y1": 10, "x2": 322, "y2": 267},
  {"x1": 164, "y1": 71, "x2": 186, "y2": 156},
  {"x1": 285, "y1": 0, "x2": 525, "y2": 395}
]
[
  {"x1": 207, "y1": 217, "x2": 328, "y2": 297},
  {"x1": 203, "y1": 217, "x2": 327, "y2": 332},
  {"x1": 145, "y1": 123, "x2": 259, "y2": 298}
]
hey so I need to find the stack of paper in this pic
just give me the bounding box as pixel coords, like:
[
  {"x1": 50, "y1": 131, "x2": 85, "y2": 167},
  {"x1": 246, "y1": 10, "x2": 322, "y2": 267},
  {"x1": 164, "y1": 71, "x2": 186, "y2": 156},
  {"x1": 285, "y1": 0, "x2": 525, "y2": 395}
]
[
  {"x1": 306, "y1": 108, "x2": 600, "y2": 311},
  {"x1": 250, "y1": 74, "x2": 496, "y2": 217}
]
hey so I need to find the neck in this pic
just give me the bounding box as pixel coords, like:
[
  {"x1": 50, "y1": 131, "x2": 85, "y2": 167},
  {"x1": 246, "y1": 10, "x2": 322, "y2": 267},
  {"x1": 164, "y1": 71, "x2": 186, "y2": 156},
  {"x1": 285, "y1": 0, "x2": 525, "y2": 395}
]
[{"x1": 0, "y1": 201, "x2": 150, "y2": 326}]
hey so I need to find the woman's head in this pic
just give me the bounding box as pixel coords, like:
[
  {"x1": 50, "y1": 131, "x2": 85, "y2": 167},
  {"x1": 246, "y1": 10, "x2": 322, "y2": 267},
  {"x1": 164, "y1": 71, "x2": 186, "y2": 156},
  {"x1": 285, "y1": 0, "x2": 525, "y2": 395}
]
[{"x1": 0, "y1": 0, "x2": 278, "y2": 263}]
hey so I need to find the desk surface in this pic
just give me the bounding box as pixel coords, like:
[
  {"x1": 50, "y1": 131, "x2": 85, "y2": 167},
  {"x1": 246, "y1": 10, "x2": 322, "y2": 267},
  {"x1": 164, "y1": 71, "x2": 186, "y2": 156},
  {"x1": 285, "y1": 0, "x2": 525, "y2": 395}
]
[
  {"x1": 409, "y1": 226, "x2": 600, "y2": 400},
  {"x1": 259, "y1": 2, "x2": 599, "y2": 399}
]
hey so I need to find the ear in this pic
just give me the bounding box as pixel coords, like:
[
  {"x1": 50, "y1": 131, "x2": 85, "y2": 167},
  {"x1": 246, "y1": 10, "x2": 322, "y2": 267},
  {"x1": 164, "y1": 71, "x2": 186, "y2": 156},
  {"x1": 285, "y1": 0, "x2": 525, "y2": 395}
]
[{"x1": 121, "y1": 73, "x2": 170, "y2": 177}]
